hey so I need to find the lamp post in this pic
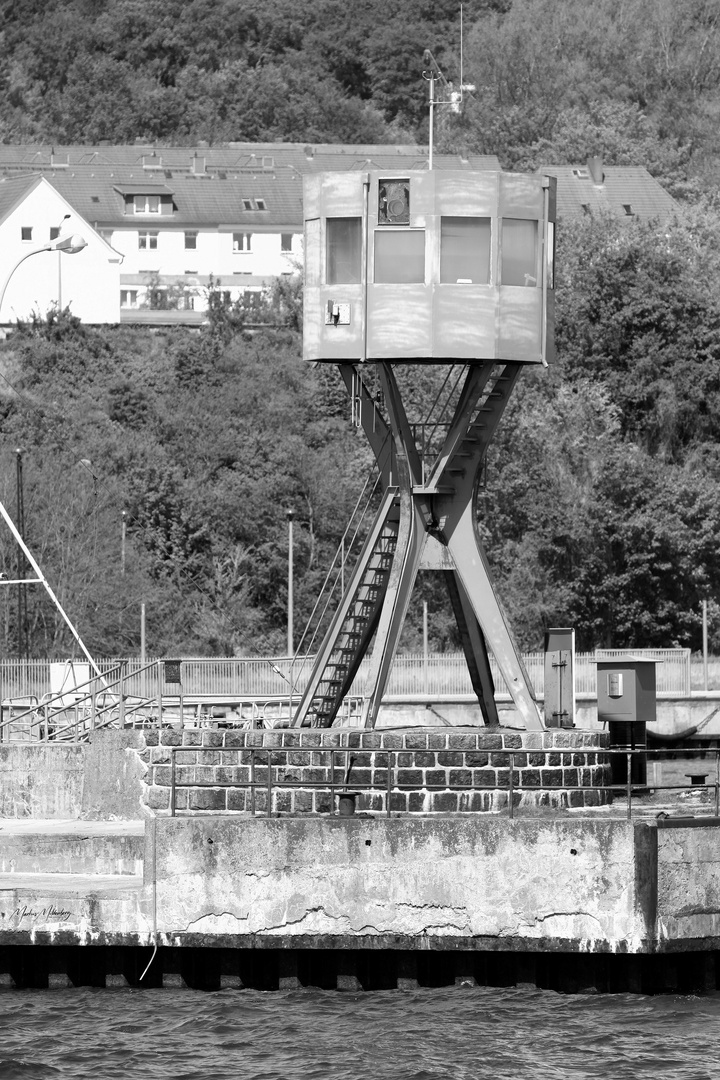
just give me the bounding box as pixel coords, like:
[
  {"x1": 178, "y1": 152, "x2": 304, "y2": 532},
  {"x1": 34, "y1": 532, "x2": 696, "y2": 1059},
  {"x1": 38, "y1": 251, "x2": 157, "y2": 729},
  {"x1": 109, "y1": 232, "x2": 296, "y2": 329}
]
[{"x1": 0, "y1": 233, "x2": 87, "y2": 322}]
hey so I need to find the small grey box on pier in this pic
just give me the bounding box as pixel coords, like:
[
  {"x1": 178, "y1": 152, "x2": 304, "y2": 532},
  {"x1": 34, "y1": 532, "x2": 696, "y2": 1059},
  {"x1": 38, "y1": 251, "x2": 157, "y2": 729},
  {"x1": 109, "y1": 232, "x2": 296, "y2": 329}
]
[{"x1": 597, "y1": 656, "x2": 658, "y2": 786}]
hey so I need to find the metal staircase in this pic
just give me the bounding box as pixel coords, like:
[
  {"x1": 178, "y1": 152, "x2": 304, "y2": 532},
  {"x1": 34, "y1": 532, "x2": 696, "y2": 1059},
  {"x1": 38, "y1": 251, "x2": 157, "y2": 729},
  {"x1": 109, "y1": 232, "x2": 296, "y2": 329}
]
[{"x1": 293, "y1": 488, "x2": 399, "y2": 728}]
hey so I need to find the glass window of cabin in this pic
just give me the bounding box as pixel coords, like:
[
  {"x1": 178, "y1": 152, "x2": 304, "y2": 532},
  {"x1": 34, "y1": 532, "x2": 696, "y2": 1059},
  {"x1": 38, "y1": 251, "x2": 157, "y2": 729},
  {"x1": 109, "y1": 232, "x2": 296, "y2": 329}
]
[
  {"x1": 326, "y1": 218, "x2": 361, "y2": 284},
  {"x1": 501, "y1": 219, "x2": 538, "y2": 286},
  {"x1": 374, "y1": 230, "x2": 425, "y2": 283},
  {"x1": 440, "y1": 217, "x2": 491, "y2": 284}
]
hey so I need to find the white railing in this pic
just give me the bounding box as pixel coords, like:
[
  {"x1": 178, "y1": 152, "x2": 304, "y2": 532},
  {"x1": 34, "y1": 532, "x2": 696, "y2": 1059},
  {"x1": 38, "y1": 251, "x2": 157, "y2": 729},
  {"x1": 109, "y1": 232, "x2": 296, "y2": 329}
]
[{"x1": 0, "y1": 648, "x2": 694, "y2": 703}]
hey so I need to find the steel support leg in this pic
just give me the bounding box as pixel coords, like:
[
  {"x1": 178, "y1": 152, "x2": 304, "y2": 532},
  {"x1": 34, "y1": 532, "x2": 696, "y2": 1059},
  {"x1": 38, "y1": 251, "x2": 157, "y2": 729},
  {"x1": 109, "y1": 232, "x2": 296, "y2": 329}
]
[{"x1": 444, "y1": 570, "x2": 499, "y2": 726}]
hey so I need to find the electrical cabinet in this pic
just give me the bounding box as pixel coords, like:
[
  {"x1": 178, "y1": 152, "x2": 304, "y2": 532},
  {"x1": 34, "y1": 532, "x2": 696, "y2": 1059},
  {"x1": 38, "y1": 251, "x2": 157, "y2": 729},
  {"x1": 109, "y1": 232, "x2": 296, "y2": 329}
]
[{"x1": 597, "y1": 657, "x2": 658, "y2": 786}]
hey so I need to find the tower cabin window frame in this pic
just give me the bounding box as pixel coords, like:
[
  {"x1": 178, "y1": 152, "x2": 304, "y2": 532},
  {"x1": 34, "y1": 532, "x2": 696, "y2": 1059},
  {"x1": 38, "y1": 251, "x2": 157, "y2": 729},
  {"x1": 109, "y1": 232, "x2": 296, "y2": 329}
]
[
  {"x1": 500, "y1": 218, "x2": 540, "y2": 288},
  {"x1": 440, "y1": 217, "x2": 492, "y2": 285},
  {"x1": 326, "y1": 217, "x2": 362, "y2": 285}
]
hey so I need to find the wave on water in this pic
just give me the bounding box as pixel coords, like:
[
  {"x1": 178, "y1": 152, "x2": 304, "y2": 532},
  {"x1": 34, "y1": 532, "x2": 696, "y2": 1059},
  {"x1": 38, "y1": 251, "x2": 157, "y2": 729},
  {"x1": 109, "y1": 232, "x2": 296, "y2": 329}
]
[{"x1": 0, "y1": 985, "x2": 719, "y2": 1080}]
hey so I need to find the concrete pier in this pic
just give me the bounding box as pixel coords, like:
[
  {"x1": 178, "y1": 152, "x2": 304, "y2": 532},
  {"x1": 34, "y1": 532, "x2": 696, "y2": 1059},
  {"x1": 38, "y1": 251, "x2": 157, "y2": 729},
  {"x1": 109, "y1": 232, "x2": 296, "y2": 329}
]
[{"x1": 1, "y1": 729, "x2": 720, "y2": 992}]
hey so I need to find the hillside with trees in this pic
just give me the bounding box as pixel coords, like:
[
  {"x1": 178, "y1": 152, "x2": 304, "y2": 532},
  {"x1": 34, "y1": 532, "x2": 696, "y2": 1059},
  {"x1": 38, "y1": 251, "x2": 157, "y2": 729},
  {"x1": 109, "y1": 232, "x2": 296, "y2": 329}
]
[
  {"x1": 1, "y1": 0, "x2": 719, "y2": 192},
  {"x1": 1, "y1": 0, "x2": 720, "y2": 658}
]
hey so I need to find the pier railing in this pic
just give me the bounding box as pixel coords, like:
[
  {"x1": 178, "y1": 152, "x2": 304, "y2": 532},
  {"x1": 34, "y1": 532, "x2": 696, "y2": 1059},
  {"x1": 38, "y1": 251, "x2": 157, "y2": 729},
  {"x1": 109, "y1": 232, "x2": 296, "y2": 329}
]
[
  {"x1": 166, "y1": 744, "x2": 720, "y2": 822},
  {"x1": 0, "y1": 647, "x2": 694, "y2": 705}
]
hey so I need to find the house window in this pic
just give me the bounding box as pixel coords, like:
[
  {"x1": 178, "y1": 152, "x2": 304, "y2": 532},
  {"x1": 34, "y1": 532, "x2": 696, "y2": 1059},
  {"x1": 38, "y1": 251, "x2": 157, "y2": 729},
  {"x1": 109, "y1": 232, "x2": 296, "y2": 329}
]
[
  {"x1": 139, "y1": 231, "x2": 158, "y2": 250},
  {"x1": 134, "y1": 194, "x2": 161, "y2": 214},
  {"x1": 326, "y1": 218, "x2": 361, "y2": 284},
  {"x1": 120, "y1": 290, "x2": 139, "y2": 308},
  {"x1": 50, "y1": 227, "x2": 60, "y2": 241},
  {"x1": 255, "y1": 199, "x2": 267, "y2": 210},
  {"x1": 21, "y1": 227, "x2": 32, "y2": 242},
  {"x1": 440, "y1": 218, "x2": 491, "y2": 284},
  {"x1": 242, "y1": 199, "x2": 253, "y2": 211},
  {"x1": 184, "y1": 231, "x2": 197, "y2": 249},
  {"x1": 374, "y1": 230, "x2": 425, "y2": 283},
  {"x1": 281, "y1": 233, "x2": 293, "y2": 253},
  {"x1": 233, "y1": 233, "x2": 252, "y2": 252},
  {"x1": 501, "y1": 219, "x2": 538, "y2": 287}
]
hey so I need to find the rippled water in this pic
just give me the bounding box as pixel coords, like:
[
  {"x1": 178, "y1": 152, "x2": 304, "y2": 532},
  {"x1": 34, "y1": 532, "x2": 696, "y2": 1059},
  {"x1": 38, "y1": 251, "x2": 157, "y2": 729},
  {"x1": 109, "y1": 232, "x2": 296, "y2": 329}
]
[{"x1": 0, "y1": 986, "x2": 718, "y2": 1080}]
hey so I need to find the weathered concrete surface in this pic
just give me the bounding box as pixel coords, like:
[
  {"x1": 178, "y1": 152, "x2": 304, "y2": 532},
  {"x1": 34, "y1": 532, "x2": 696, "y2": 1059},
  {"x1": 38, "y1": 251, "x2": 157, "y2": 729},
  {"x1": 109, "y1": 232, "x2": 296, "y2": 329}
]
[
  {"x1": 0, "y1": 820, "x2": 144, "y2": 876},
  {"x1": 0, "y1": 874, "x2": 148, "y2": 945},
  {"x1": 657, "y1": 821, "x2": 720, "y2": 946},
  {"x1": 148, "y1": 817, "x2": 657, "y2": 952},
  {"x1": 1, "y1": 816, "x2": 719, "y2": 955},
  {"x1": 0, "y1": 731, "x2": 148, "y2": 820}
]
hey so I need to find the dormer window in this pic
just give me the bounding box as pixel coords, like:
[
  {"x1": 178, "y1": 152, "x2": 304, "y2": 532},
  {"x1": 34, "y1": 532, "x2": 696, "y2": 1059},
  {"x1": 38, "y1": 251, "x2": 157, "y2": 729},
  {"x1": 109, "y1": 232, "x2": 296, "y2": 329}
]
[
  {"x1": 255, "y1": 199, "x2": 267, "y2": 210},
  {"x1": 134, "y1": 194, "x2": 161, "y2": 214},
  {"x1": 242, "y1": 199, "x2": 253, "y2": 210},
  {"x1": 572, "y1": 168, "x2": 590, "y2": 179},
  {"x1": 623, "y1": 204, "x2": 634, "y2": 216}
]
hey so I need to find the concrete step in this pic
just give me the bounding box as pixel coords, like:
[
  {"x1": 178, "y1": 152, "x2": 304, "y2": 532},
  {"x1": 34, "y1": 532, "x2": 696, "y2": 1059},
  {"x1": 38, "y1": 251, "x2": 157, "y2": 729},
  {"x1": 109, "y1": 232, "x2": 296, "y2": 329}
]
[{"x1": 0, "y1": 819, "x2": 144, "y2": 877}]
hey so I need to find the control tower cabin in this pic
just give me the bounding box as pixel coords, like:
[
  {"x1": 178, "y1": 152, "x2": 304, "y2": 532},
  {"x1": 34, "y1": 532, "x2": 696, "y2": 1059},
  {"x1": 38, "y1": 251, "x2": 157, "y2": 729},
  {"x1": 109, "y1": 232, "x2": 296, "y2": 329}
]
[
  {"x1": 304, "y1": 170, "x2": 555, "y2": 365},
  {"x1": 296, "y1": 170, "x2": 556, "y2": 731}
]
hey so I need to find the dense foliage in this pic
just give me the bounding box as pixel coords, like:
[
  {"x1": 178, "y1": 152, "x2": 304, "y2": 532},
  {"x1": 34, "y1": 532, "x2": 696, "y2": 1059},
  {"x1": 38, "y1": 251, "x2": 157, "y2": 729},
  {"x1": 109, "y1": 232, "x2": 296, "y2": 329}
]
[
  {"x1": 0, "y1": 0, "x2": 719, "y2": 192},
  {"x1": 1, "y1": 0, "x2": 720, "y2": 656},
  {"x1": 3, "y1": 211, "x2": 720, "y2": 659}
]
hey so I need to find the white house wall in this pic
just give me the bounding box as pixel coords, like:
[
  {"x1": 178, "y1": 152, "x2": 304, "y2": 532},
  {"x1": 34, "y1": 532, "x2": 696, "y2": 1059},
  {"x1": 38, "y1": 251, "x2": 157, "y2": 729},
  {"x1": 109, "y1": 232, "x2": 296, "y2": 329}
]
[
  {"x1": 112, "y1": 226, "x2": 301, "y2": 311},
  {"x1": 0, "y1": 182, "x2": 120, "y2": 325}
]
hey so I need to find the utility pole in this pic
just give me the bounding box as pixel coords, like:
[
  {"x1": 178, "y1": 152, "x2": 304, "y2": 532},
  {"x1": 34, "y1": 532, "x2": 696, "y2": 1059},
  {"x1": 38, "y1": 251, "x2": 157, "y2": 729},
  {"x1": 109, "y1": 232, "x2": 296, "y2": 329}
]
[{"x1": 15, "y1": 449, "x2": 28, "y2": 662}]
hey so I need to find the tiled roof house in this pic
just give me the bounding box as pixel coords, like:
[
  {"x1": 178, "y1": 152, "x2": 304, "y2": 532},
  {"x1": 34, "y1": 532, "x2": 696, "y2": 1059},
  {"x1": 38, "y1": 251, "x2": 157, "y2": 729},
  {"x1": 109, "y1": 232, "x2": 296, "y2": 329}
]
[
  {"x1": 0, "y1": 144, "x2": 676, "y2": 325},
  {"x1": 539, "y1": 156, "x2": 677, "y2": 223},
  {"x1": 0, "y1": 174, "x2": 121, "y2": 325},
  {"x1": 0, "y1": 143, "x2": 502, "y2": 324}
]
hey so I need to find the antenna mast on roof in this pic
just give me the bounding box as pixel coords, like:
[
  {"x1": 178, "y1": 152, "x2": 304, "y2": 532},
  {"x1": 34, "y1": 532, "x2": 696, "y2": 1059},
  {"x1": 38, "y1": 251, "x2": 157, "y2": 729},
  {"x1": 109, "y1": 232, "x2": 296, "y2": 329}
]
[{"x1": 422, "y1": 5, "x2": 474, "y2": 168}]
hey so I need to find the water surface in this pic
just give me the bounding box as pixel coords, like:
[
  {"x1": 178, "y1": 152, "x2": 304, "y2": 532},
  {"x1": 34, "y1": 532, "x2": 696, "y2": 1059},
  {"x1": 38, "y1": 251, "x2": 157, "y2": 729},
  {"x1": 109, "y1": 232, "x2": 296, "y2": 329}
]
[{"x1": 0, "y1": 986, "x2": 717, "y2": 1080}]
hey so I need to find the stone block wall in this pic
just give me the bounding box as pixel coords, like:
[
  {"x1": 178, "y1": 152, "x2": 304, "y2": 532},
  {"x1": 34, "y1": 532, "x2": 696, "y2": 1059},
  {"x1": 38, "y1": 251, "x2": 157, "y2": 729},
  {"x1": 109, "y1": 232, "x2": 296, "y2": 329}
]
[{"x1": 140, "y1": 727, "x2": 612, "y2": 815}]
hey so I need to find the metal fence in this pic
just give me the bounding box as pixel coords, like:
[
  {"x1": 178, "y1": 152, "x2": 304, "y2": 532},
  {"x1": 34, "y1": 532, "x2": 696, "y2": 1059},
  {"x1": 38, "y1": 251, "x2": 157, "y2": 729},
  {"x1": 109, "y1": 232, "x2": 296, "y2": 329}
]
[{"x1": 0, "y1": 647, "x2": 694, "y2": 704}]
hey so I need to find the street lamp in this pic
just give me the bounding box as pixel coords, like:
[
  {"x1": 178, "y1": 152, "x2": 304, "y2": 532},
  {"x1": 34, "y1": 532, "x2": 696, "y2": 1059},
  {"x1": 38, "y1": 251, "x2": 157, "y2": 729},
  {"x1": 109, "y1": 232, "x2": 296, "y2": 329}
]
[{"x1": 0, "y1": 233, "x2": 87, "y2": 322}]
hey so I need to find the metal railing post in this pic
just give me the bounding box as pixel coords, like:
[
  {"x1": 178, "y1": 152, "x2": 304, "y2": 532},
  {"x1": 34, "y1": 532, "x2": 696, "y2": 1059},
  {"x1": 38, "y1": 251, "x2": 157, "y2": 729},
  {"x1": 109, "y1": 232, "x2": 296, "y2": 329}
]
[
  {"x1": 267, "y1": 748, "x2": 272, "y2": 817},
  {"x1": 508, "y1": 751, "x2": 514, "y2": 819},
  {"x1": 119, "y1": 660, "x2": 127, "y2": 728},
  {"x1": 387, "y1": 750, "x2": 392, "y2": 819},
  {"x1": 170, "y1": 748, "x2": 176, "y2": 817},
  {"x1": 626, "y1": 751, "x2": 632, "y2": 820},
  {"x1": 715, "y1": 749, "x2": 719, "y2": 818},
  {"x1": 330, "y1": 750, "x2": 335, "y2": 815},
  {"x1": 156, "y1": 660, "x2": 162, "y2": 728},
  {"x1": 250, "y1": 749, "x2": 256, "y2": 815}
]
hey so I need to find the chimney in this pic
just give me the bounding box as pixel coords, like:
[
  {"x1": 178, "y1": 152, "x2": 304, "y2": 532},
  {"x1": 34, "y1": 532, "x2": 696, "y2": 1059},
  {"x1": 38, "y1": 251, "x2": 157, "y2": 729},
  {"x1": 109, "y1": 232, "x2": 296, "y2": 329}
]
[{"x1": 587, "y1": 155, "x2": 604, "y2": 185}]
